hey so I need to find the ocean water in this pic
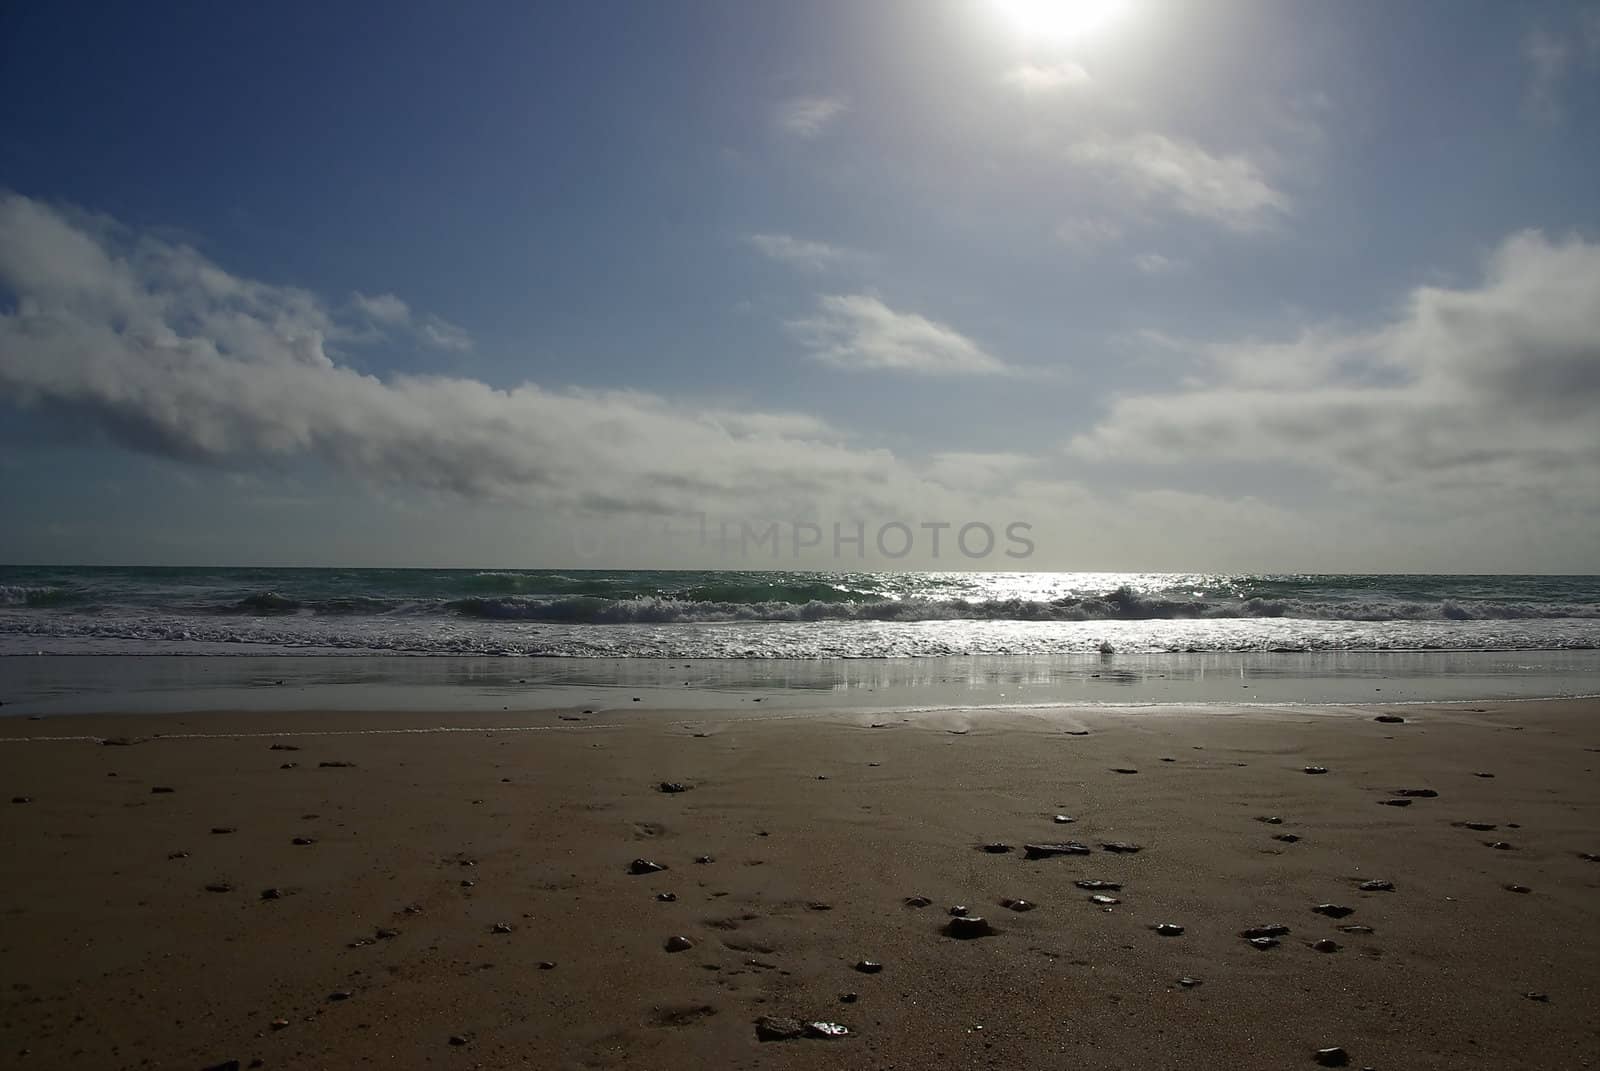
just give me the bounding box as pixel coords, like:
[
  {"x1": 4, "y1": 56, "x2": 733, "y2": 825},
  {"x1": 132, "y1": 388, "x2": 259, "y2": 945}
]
[{"x1": 2, "y1": 567, "x2": 1598, "y2": 659}]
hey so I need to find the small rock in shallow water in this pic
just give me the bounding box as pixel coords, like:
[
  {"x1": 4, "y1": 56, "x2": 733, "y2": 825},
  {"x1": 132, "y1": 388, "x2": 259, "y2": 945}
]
[
  {"x1": 1240, "y1": 925, "x2": 1291, "y2": 939},
  {"x1": 1274, "y1": 833, "x2": 1302, "y2": 842},
  {"x1": 291, "y1": 836, "x2": 315, "y2": 846},
  {"x1": 1153, "y1": 923, "x2": 1184, "y2": 936},
  {"x1": 279, "y1": 762, "x2": 298, "y2": 769},
  {"x1": 658, "y1": 781, "x2": 690, "y2": 793},
  {"x1": 979, "y1": 842, "x2": 1013, "y2": 854},
  {"x1": 1474, "y1": 771, "x2": 1495, "y2": 778},
  {"x1": 1053, "y1": 814, "x2": 1074, "y2": 823},
  {"x1": 1504, "y1": 884, "x2": 1532, "y2": 894},
  {"x1": 1454, "y1": 821, "x2": 1497, "y2": 831},
  {"x1": 1110, "y1": 768, "x2": 1139, "y2": 775},
  {"x1": 853, "y1": 960, "x2": 882, "y2": 973},
  {"x1": 1248, "y1": 936, "x2": 1280, "y2": 949},
  {"x1": 1337, "y1": 924, "x2": 1375, "y2": 934},
  {"x1": 1101, "y1": 841, "x2": 1142, "y2": 853},
  {"x1": 1312, "y1": 904, "x2": 1354, "y2": 918},
  {"x1": 755, "y1": 1016, "x2": 806, "y2": 1041},
  {"x1": 1024, "y1": 842, "x2": 1091, "y2": 858},
  {"x1": 1358, "y1": 880, "x2": 1394, "y2": 892},
  {"x1": 1311, "y1": 939, "x2": 1341, "y2": 953},
  {"x1": 664, "y1": 935, "x2": 693, "y2": 952},
  {"x1": 1484, "y1": 841, "x2": 1516, "y2": 850},
  {"x1": 630, "y1": 859, "x2": 667, "y2": 874},
  {"x1": 655, "y1": 892, "x2": 677, "y2": 902},
  {"x1": 945, "y1": 915, "x2": 995, "y2": 939},
  {"x1": 1374, "y1": 714, "x2": 1404, "y2": 723},
  {"x1": 1090, "y1": 894, "x2": 1120, "y2": 905},
  {"x1": 1075, "y1": 879, "x2": 1122, "y2": 891},
  {"x1": 1394, "y1": 788, "x2": 1438, "y2": 798},
  {"x1": 1313, "y1": 1047, "x2": 1350, "y2": 1067},
  {"x1": 903, "y1": 895, "x2": 932, "y2": 908},
  {"x1": 1303, "y1": 766, "x2": 1329, "y2": 775},
  {"x1": 1378, "y1": 799, "x2": 1412, "y2": 807},
  {"x1": 1256, "y1": 815, "x2": 1284, "y2": 824},
  {"x1": 1000, "y1": 898, "x2": 1035, "y2": 912}
]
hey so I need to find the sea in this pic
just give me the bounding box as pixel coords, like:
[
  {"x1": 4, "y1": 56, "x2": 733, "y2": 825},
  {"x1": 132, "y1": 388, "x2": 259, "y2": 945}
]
[{"x1": 2, "y1": 567, "x2": 1598, "y2": 715}]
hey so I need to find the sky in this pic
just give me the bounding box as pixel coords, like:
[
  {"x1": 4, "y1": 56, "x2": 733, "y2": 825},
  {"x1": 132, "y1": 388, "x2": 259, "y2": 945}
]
[{"x1": 1, "y1": 0, "x2": 1598, "y2": 572}]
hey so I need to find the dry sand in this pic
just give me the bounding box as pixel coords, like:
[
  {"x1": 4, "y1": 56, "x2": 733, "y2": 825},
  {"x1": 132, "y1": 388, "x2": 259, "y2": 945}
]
[{"x1": 1, "y1": 700, "x2": 1597, "y2": 1070}]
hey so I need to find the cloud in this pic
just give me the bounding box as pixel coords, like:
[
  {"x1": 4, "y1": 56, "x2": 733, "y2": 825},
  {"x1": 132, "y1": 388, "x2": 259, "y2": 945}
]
[
  {"x1": 1522, "y1": 12, "x2": 1600, "y2": 124},
  {"x1": 1132, "y1": 252, "x2": 1178, "y2": 274},
  {"x1": 786, "y1": 294, "x2": 1010, "y2": 375},
  {"x1": 1070, "y1": 230, "x2": 1600, "y2": 505},
  {"x1": 352, "y1": 292, "x2": 410, "y2": 326},
  {"x1": 1004, "y1": 62, "x2": 1091, "y2": 93},
  {"x1": 1067, "y1": 132, "x2": 1289, "y2": 232},
  {"x1": 1054, "y1": 216, "x2": 1123, "y2": 250},
  {"x1": 419, "y1": 314, "x2": 473, "y2": 352},
  {"x1": 775, "y1": 95, "x2": 847, "y2": 138},
  {"x1": 745, "y1": 233, "x2": 855, "y2": 271}
]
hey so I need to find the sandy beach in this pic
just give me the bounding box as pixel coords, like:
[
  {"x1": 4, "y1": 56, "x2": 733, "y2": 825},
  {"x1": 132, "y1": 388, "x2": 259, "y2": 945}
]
[{"x1": 2, "y1": 700, "x2": 1597, "y2": 1070}]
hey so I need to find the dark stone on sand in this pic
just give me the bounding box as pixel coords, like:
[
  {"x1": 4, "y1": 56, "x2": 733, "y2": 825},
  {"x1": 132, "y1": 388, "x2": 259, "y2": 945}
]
[
  {"x1": 632, "y1": 697, "x2": 641, "y2": 702},
  {"x1": 665, "y1": 935, "x2": 694, "y2": 952},
  {"x1": 1248, "y1": 936, "x2": 1279, "y2": 949},
  {"x1": 269, "y1": 744, "x2": 299, "y2": 751},
  {"x1": 1311, "y1": 939, "x2": 1341, "y2": 953},
  {"x1": 1090, "y1": 894, "x2": 1120, "y2": 905},
  {"x1": 1178, "y1": 977, "x2": 1202, "y2": 987},
  {"x1": 1377, "y1": 798, "x2": 1412, "y2": 807},
  {"x1": 980, "y1": 842, "x2": 1013, "y2": 854},
  {"x1": 1312, "y1": 904, "x2": 1354, "y2": 918},
  {"x1": 1160, "y1": 757, "x2": 1176, "y2": 762},
  {"x1": 854, "y1": 960, "x2": 883, "y2": 973},
  {"x1": 280, "y1": 762, "x2": 298, "y2": 769},
  {"x1": 168, "y1": 850, "x2": 190, "y2": 859},
  {"x1": 1394, "y1": 788, "x2": 1438, "y2": 797},
  {"x1": 260, "y1": 887, "x2": 282, "y2": 900},
  {"x1": 808, "y1": 901, "x2": 833, "y2": 911},
  {"x1": 804, "y1": 1021, "x2": 850, "y2": 1038},
  {"x1": 1240, "y1": 925, "x2": 1291, "y2": 939},
  {"x1": 538, "y1": 961, "x2": 557, "y2": 969},
  {"x1": 1313, "y1": 1047, "x2": 1350, "y2": 1067},
  {"x1": 1111, "y1": 768, "x2": 1139, "y2": 774},
  {"x1": 1485, "y1": 841, "x2": 1516, "y2": 850},
  {"x1": 1504, "y1": 884, "x2": 1532, "y2": 894},
  {"x1": 100, "y1": 736, "x2": 144, "y2": 746},
  {"x1": 1337, "y1": 924, "x2": 1375, "y2": 934},
  {"x1": 839, "y1": 992, "x2": 858, "y2": 1003},
  {"x1": 292, "y1": 836, "x2": 315, "y2": 846},
  {"x1": 1075, "y1": 879, "x2": 1122, "y2": 891},
  {"x1": 11, "y1": 796, "x2": 32, "y2": 804},
  {"x1": 1581, "y1": 853, "x2": 1600, "y2": 862},
  {"x1": 1524, "y1": 991, "x2": 1549, "y2": 1002},
  {"x1": 1474, "y1": 771, "x2": 1495, "y2": 778},
  {"x1": 491, "y1": 922, "x2": 514, "y2": 934},
  {"x1": 1024, "y1": 842, "x2": 1091, "y2": 858},
  {"x1": 656, "y1": 892, "x2": 677, "y2": 902},
  {"x1": 1064, "y1": 730, "x2": 1090, "y2": 736},
  {"x1": 694, "y1": 855, "x2": 714, "y2": 864},
  {"x1": 630, "y1": 859, "x2": 668, "y2": 874},
  {"x1": 1053, "y1": 814, "x2": 1074, "y2": 823},
  {"x1": 948, "y1": 904, "x2": 970, "y2": 916},
  {"x1": 1375, "y1": 714, "x2": 1404, "y2": 723},
  {"x1": 1153, "y1": 923, "x2": 1184, "y2": 937},
  {"x1": 1358, "y1": 880, "x2": 1394, "y2": 891},
  {"x1": 1256, "y1": 816, "x2": 1284, "y2": 824},
  {"x1": 205, "y1": 882, "x2": 233, "y2": 893},
  {"x1": 448, "y1": 1034, "x2": 468, "y2": 1046},
  {"x1": 1303, "y1": 766, "x2": 1329, "y2": 774},
  {"x1": 1101, "y1": 842, "x2": 1143, "y2": 853},
  {"x1": 328, "y1": 990, "x2": 352, "y2": 1001},
  {"x1": 903, "y1": 896, "x2": 933, "y2": 908},
  {"x1": 318, "y1": 761, "x2": 355, "y2": 768},
  {"x1": 658, "y1": 781, "x2": 690, "y2": 793},
  {"x1": 460, "y1": 879, "x2": 475, "y2": 887},
  {"x1": 1454, "y1": 821, "x2": 1497, "y2": 831},
  {"x1": 151, "y1": 786, "x2": 174, "y2": 794},
  {"x1": 945, "y1": 915, "x2": 995, "y2": 939},
  {"x1": 755, "y1": 1016, "x2": 806, "y2": 1041},
  {"x1": 402, "y1": 904, "x2": 423, "y2": 915},
  {"x1": 211, "y1": 827, "x2": 236, "y2": 835},
  {"x1": 1274, "y1": 833, "x2": 1302, "y2": 842},
  {"x1": 375, "y1": 927, "x2": 400, "y2": 940},
  {"x1": 1000, "y1": 898, "x2": 1036, "y2": 912}
]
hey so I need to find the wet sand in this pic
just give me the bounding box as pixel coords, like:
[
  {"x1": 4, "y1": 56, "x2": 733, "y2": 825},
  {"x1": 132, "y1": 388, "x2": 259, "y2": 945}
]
[{"x1": 1, "y1": 700, "x2": 1597, "y2": 1069}]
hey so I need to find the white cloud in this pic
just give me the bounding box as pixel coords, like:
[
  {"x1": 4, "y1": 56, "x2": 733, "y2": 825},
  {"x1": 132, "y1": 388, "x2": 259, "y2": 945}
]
[
  {"x1": 352, "y1": 292, "x2": 410, "y2": 326},
  {"x1": 1067, "y1": 132, "x2": 1289, "y2": 232},
  {"x1": 786, "y1": 294, "x2": 1010, "y2": 375},
  {"x1": 1132, "y1": 252, "x2": 1178, "y2": 274},
  {"x1": 1070, "y1": 230, "x2": 1600, "y2": 506},
  {"x1": 1054, "y1": 216, "x2": 1123, "y2": 250},
  {"x1": 1522, "y1": 13, "x2": 1600, "y2": 124},
  {"x1": 419, "y1": 314, "x2": 473, "y2": 352},
  {"x1": 745, "y1": 232, "x2": 854, "y2": 271},
  {"x1": 775, "y1": 95, "x2": 847, "y2": 138},
  {"x1": 1004, "y1": 62, "x2": 1091, "y2": 93}
]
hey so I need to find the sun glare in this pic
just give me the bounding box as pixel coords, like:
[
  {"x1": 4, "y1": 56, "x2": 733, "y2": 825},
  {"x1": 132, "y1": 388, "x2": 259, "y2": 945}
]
[{"x1": 991, "y1": 0, "x2": 1132, "y2": 45}]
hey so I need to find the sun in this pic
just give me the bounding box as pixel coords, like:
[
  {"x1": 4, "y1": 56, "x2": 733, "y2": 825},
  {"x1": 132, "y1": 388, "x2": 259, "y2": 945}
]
[{"x1": 990, "y1": 0, "x2": 1132, "y2": 45}]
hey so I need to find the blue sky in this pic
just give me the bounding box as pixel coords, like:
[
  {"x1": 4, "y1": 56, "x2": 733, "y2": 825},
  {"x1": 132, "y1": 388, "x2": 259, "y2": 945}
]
[{"x1": 2, "y1": 0, "x2": 1598, "y2": 570}]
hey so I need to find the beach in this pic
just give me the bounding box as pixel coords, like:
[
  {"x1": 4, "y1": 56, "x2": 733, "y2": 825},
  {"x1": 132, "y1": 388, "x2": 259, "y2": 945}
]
[{"x1": 2, "y1": 699, "x2": 1596, "y2": 1069}]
